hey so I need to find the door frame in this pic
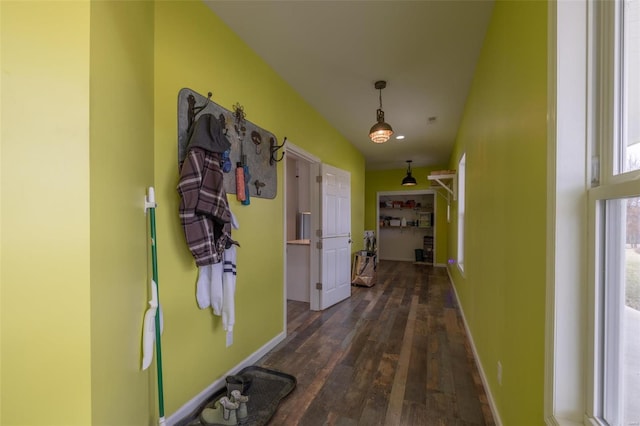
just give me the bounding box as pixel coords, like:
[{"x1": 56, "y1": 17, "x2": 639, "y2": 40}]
[
  {"x1": 283, "y1": 143, "x2": 321, "y2": 330},
  {"x1": 376, "y1": 189, "x2": 438, "y2": 263}
]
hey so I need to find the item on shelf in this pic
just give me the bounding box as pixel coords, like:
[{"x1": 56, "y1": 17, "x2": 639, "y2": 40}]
[
  {"x1": 389, "y1": 219, "x2": 401, "y2": 227},
  {"x1": 430, "y1": 169, "x2": 456, "y2": 175},
  {"x1": 392, "y1": 201, "x2": 403, "y2": 208},
  {"x1": 418, "y1": 212, "x2": 433, "y2": 228}
]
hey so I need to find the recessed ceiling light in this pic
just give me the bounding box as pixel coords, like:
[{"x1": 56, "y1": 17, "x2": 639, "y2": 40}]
[{"x1": 395, "y1": 135, "x2": 405, "y2": 140}]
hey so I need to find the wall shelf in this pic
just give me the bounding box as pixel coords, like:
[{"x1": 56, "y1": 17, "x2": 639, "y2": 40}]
[
  {"x1": 428, "y1": 173, "x2": 457, "y2": 201},
  {"x1": 380, "y1": 226, "x2": 432, "y2": 231},
  {"x1": 379, "y1": 206, "x2": 421, "y2": 211},
  {"x1": 377, "y1": 192, "x2": 436, "y2": 263}
]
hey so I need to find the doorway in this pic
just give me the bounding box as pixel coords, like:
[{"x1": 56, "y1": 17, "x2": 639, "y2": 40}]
[
  {"x1": 284, "y1": 144, "x2": 352, "y2": 317},
  {"x1": 376, "y1": 189, "x2": 437, "y2": 263},
  {"x1": 284, "y1": 143, "x2": 320, "y2": 318}
]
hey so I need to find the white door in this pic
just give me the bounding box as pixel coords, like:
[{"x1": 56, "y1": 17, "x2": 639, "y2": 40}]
[{"x1": 319, "y1": 164, "x2": 351, "y2": 310}]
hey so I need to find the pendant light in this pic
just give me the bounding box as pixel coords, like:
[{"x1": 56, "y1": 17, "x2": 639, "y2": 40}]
[
  {"x1": 369, "y1": 80, "x2": 394, "y2": 143},
  {"x1": 402, "y1": 160, "x2": 417, "y2": 186}
]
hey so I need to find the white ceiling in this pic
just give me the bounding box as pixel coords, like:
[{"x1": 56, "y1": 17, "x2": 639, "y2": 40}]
[{"x1": 205, "y1": 0, "x2": 494, "y2": 170}]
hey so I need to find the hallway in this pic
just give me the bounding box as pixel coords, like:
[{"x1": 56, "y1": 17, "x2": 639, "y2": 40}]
[{"x1": 257, "y1": 260, "x2": 495, "y2": 425}]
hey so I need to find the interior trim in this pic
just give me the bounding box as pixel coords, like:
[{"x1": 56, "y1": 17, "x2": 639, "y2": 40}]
[{"x1": 446, "y1": 267, "x2": 503, "y2": 426}]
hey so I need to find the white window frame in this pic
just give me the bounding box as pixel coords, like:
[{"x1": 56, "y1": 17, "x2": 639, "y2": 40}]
[
  {"x1": 546, "y1": 1, "x2": 640, "y2": 425},
  {"x1": 544, "y1": 2, "x2": 590, "y2": 423},
  {"x1": 589, "y1": 183, "x2": 640, "y2": 426},
  {"x1": 457, "y1": 153, "x2": 466, "y2": 273},
  {"x1": 590, "y1": 1, "x2": 640, "y2": 424},
  {"x1": 599, "y1": 199, "x2": 625, "y2": 425}
]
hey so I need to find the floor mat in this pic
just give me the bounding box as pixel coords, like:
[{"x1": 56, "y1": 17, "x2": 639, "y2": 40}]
[{"x1": 175, "y1": 366, "x2": 297, "y2": 426}]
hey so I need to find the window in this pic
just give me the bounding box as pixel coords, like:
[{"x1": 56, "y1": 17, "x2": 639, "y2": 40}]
[
  {"x1": 546, "y1": 1, "x2": 640, "y2": 424},
  {"x1": 457, "y1": 154, "x2": 466, "y2": 272},
  {"x1": 592, "y1": 2, "x2": 640, "y2": 424},
  {"x1": 620, "y1": 0, "x2": 640, "y2": 174},
  {"x1": 598, "y1": 197, "x2": 640, "y2": 425}
]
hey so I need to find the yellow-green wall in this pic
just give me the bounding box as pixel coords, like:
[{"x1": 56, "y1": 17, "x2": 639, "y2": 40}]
[
  {"x1": 447, "y1": 1, "x2": 547, "y2": 424},
  {"x1": 153, "y1": 1, "x2": 364, "y2": 416},
  {"x1": 0, "y1": 1, "x2": 4, "y2": 420},
  {"x1": 1, "y1": 1, "x2": 92, "y2": 424},
  {"x1": 89, "y1": 1, "x2": 155, "y2": 424},
  {"x1": 365, "y1": 166, "x2": 449, "y2": 265},
  {"x1": 1, "y1": 0, "x2": 550, "y2": 424},
  {"x1": 1, "y1": 1, "x2": 364, "y2": 424}
]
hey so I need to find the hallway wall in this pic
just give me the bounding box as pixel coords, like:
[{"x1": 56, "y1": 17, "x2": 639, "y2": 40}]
[
  {"x1": 153, "y1": 1, "x2": 364, "y2": 417},
  {"x1": 1, "y1": 1, "x2": 364, "y2": 424},
  {"x1": 1, "y1": 2, "x2": 93, "y2": 424},
  {"x1": 447, "y1": 1, "x2": 548, "y2": 424},
  {"x1": 2, "y1": 2, "x2": 157, "y2": 424},
  {"x1": 89, "y1": 2, "x2": 155, "y2": 424},
  {"x1": 0, "y1": 0, "x2": 551, "y2": 423}
]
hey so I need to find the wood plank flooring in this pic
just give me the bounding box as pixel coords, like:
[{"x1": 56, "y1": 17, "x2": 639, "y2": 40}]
[{"x1": 256, "y1": 260, "x2": 495, "y2": 426}]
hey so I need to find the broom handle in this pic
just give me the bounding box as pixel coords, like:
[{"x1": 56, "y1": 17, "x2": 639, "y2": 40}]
[{"x1": 147, "y1": 187, "x2": 166, "y2": 425}]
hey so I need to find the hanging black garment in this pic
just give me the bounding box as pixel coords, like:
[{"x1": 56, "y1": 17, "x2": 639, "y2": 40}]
[{"x1": 187, "y1": 113, "x2": 231, "y2": 154}]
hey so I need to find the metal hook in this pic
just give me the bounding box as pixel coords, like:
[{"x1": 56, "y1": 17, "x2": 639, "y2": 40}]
[
  {"x1": 187, "y1": 91, "x2": 212, "y2": 133},
  {"x1": 218, "y1": 113, "x2": 229, "y2": 136},
  {"x1": 251, "y1": 131, "x2": 262, "y2": 155},
  {"x1": 270, "y1": 137, "x2": 286, "y2": 165},
  {"x1": 233, "y1": 103, "x2": 247, "y2": 141},
  {"x1": 254, "y1": 179, "x2": 266, "y2": 196},
  {"x1": 193, "y1": 92, "x2": 212, "y2": 116}
]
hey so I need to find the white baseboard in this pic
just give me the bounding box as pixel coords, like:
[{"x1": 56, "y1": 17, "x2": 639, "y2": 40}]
[
  {"x1": 446, "y1": 268, "x2": 503, "y2": 426},
  {"x1": 544, "y1": 414, "x2": 591, "y2": 426},
  {"x1": 166, "y1": 331, "x2": 286, "y2": 425}
]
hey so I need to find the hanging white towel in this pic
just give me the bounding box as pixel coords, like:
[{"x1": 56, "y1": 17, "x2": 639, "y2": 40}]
[
  {"x1": 222, "y1": 210, "x2": 239, "y2": 331},
  {"x1": 210, "y1": 261, "x2": 224, "y2": 315},
  {"x1": 196, "y1": 264, "x2": 213, "y2": 309},
  {"x1": 208, "y1": 210, "x2": 238, "y2": 318},
  {"x1": 222, "y1": 244, "x2": 237, "y2": 331},
  {"x1": 230, "y1": 210, "x2": 239, "y2": 230}
]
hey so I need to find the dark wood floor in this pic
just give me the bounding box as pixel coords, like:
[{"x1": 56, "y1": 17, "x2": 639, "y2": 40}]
[{"x1": 256, "y1": 260, "x2": 495, "y2": 426}]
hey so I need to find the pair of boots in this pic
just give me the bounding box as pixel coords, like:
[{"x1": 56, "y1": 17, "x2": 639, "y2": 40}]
[{"x1": 200, "y1": 390, "x2": 249, "y2": 426}]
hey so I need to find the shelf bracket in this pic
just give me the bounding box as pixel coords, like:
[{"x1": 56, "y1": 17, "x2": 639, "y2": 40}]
[{"x1": 427, "y1": 173, "x2": 457, "y2": 202}]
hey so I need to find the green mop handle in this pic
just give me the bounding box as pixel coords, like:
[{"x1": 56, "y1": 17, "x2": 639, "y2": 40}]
[{"x1": 147, "y1": 187, "x2": 165, "y2": 425}]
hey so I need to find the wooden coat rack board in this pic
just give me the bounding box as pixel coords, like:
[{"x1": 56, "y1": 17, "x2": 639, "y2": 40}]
[{"x1": 177, "y1": 88, "x2": 283, "y2": 200}]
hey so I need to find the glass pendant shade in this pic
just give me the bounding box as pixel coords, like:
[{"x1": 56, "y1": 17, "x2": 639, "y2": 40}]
[
  {"x1": 369, "y1": 81, "x2": 394, "y2": 143},
  {"x1": 402, "y1": 160, "x2": 417, "y2": 186},
  {"x1": 369, "y1": 109, "x2": 394, "y2": 143}
]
